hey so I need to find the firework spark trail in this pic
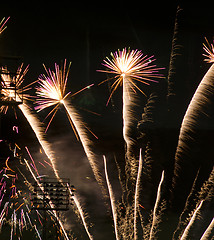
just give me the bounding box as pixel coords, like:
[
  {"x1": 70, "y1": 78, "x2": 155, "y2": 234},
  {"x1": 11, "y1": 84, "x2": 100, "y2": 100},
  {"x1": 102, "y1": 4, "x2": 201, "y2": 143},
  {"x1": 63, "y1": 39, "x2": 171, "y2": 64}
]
[
  {"x1": 0, "y1": 63, "x2": 59, "y2": 182},
  {"x1": 134, "y1": 148, "x2": 143, "y2": 240},
  {"x1": 203, "y1": 38, "x2": 214, "y2": 63},
  {"x1": 99, "y1": 48, "x2": 163, "y2": 179},
  {"x1": 149, "y1": 170, "x2": 165, "y2": 240},
  {"x1": 48, "y1": 210, "x2": 70, "y2": 240},
  {"x1": 25, "y1": 57, "x2": 95, "y2": 239},
  {"x1": 10, "y1": 213, "x2": 13, "y2": 240},
  {"x1": 173, "y1": 64, "x2": 214, "y2": 206},
  {"x1": 200, "y1": 217, "x2": 214, "y2": 240},
  {"x1": 122, "y1": 75, "x2": 140, "y2": 154},
  {"x1": 0, "y1": 202, "x2": 9, "y2": 229},
  {"x1": 70, "y1": 193, "x2": 93, "y2": 240},
  {"x1": 103, "y1": 155, "x2": 119, "y2": 240},
  {"x1": 0, "y1": 17, "x2": 10, "y2": 34},
  {"x1": 34, "y1": 60, "x2": 74, "y2": 134},
  {"x1": 23, "y1": 158, "x2": 71, "y2": 240},
  {"x1": 63, "y1": 100, "x2": 102, "y2": 187},
  {"x1": 19, "y1": 104, "x2": 59, "y2": 178},
  {"x1": 34, "y1": 223, "x2": 42, "y2": 240},
  {"x1": 34, "y1": 60, "x2": 102, "y2": 187},
  {"x1": 180, "y1": 200, "x2": 204, "y2": 240}
]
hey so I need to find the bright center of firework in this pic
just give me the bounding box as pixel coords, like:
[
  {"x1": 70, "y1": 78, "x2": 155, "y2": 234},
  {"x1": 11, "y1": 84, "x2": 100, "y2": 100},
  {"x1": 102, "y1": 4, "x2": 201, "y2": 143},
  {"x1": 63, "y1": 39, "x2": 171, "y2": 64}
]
[
  {"x1": 48, "y1": 88, "x2": 61, "y2": 101},
  {"x1": 98, "y1": 48, "x2": 164, "y2": 106},
  {"x1": 60, "y1": 99, "x2": 64, "y2": 104}
]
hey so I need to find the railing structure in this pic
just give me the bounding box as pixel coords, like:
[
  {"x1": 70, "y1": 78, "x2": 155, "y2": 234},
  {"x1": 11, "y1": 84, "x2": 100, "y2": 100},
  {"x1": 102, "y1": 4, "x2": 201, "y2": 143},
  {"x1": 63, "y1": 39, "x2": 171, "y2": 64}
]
[
  {"x1": 0, "y1": 69, "x2": 23, "y2": 106},
  {"x1": 31, "y1": 177, "x2": 75, "y2": 239}
]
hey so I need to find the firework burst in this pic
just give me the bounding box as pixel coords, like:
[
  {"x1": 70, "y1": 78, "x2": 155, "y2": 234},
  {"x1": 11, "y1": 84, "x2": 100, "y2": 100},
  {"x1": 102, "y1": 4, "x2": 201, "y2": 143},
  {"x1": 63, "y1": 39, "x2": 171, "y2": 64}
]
[
  {"x1": 98, "y1": 48, "x2": 164, "y2": 180},
  {"x1": 98, "y1": 48, "x2": 163, "y2": 105},
  {"x1": 35, "y1": 59, "x2": 94, "y2": 135},
  {"x1": 203, "y1": 38, "x2": 214, "y2": 63},
  {"x1": 34, "y1": 60, "x2": 103, "y2": 193},
  {"x1": 34, "y1": 60, "x2": 71, "y2": 130}
]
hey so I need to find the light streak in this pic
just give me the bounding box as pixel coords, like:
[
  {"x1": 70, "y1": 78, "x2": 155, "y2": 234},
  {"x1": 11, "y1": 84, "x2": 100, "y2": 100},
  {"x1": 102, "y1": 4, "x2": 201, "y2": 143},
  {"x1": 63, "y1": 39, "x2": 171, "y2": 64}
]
[
  {"x1": 25, "y1": 212, "x2": 33, "y2": 228},
  {"x1": 48, "y1": 210, "x2": 70, "y2": 240},
  {"x1": 200, "y1": 217, "x2": 214, "y2": 240},
  {"x1": 149, "y1": 170, "x2": 165, "y2": 240},
  {"x1": 180, "y1": 200, "x2": 204, "y2": 240},
  {"x1": 15, "y1": 203, "x2": 24, "y2": 212},
  {"x1": 21, "y1": 210, "x2": 27, "y2": 230},
  {"x1": 173, "y1": 64, "x2": 214, "y2": 203},
  {"x1": 67, "y1": 185, "x2": 93, "y2": 240},
  {"x1": 23, "y1": 158, "x2": 70, "y2": 240},
  {"x1": 203, "y1": 38, "x2": 214, "y2": 63},
  {"x1": 34, "y1": 59, "x2": 102, "y2": 188},
  {"x1": 63, "y1": 100, "x2": 102, "y2": 186},
  {"x1": 0, "y1": 17, "x2": 10, "y2": 34},
  {"x1": 12, "y1": 126, "x2": 19, "y2": 133},
  {"x1": 34, "y1": 60, "x2": 96, "y2": 138},
  {"x1": 34, "y1": 60, "x2": 71, "y2": 131},
  {"x1": 134, "y1": 149, "x2": 143, "y2": 240},
  {"x1": 25, "y1": 146, "x2": 39, "y2": 176},
  {"x1": 19, "y1": 104, "x2": 59, "y2": 178},
  {"x1": 0, "y1": 202, "x2": 9, "y2": 229},
  {"x1": 34, "y1": 224, "x2": 42, "y2": 240},
  {"x1": 36, "y1": 210, "x2": 43, "y2": 226},
  {"x1": 5, "y1": 157, "x2": 15, "y2": 172},
  {"x1": 38, "y1": 161, "x2": 46, "y2": 168},
  {"x1": 72, "y1": 195, "x2": 93, "y2": 240},
  {"x1": 10, "y1": 213, "x2": 13, "y2": 240},
  {"x1": 103, "y1": 155, "x2": 119, "y2": 240},
  {"x1": 98, "y1": 49, "x2": 163, "y2": 178}
]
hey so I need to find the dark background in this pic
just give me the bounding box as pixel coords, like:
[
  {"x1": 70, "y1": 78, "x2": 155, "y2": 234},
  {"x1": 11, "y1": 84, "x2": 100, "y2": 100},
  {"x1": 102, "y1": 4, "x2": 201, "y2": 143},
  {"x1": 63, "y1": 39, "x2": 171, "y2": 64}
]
[{"x1": 0, "y1": 1, "x2": 214, "y2": 239}]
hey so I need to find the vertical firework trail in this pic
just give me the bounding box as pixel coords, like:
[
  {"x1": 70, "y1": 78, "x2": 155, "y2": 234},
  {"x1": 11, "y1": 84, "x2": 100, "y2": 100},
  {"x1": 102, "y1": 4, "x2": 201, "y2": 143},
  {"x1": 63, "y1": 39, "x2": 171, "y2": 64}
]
[
  {"x1": 70, "y1": 193, "x2": 94, "y2": 240},
  {"x1": 122, "y1": 75, "x2": 139, "y2": 160},
  {"x1": 103, "y1": 155, "x2": 119, "y2": 240},
  {"x1": 98, "y1": 48, "x2": 163, "y2": 180},
  {"x1": 149, "y1": 170, "x2": 165, "y2": 240},
  {"x1": 134, "y1": 148, "x2": 143, "y2": 240},
  {"x1": 180, "y1": 200, "x2": 204, "y2": 240}
]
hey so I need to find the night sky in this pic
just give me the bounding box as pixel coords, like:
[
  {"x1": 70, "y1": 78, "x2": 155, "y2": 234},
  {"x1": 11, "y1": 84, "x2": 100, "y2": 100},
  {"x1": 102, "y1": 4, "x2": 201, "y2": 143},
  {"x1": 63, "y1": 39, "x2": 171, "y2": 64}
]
[
  {"x1": 0, "y1": 1, "x2": 214, "y2": 239},
  {"x1": 0, "y1": 2, "x2": 178, "y2": 81},
  {"x1": 1, "y1": 1, "x2": 213, "y2": 89}
]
